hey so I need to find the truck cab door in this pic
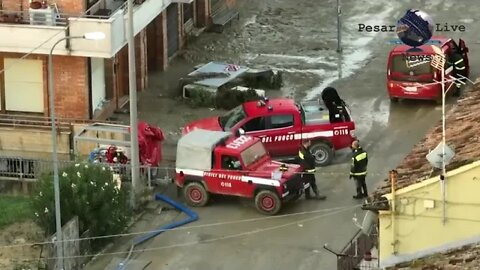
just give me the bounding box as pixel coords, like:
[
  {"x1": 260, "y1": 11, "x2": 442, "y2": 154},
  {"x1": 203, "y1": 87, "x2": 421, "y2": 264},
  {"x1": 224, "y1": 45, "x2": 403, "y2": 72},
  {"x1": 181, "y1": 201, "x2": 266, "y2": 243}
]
[
  {"x1": 212, "y1": 155, "x2": 250, "y2": 196},
  {"x1": 459, "y1": 39, "x2": 470, "y2": 77}
]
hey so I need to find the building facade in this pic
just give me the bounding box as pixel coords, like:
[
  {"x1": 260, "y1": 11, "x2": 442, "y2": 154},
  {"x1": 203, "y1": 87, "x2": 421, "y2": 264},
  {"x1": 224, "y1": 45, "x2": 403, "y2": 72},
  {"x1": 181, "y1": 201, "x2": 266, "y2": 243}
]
[{"x1": 0, "y1": 0, "x2": 237, "y2": 120}]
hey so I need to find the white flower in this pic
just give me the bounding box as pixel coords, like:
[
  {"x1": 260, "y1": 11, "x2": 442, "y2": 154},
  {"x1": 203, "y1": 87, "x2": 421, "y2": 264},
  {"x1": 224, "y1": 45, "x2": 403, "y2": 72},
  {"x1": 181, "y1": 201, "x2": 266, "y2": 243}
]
[
  {"x1": 77, "y1": 172, "x2": 81, "y2": 178},
  {"x1": 62, "y1": 172, "x2": 68, "y2": 177},
  {"x1": 104, "y1": 182, "x2": 109, "y2": 186},
  {"x1": 84, "y1": 164, "x2": 89, "y2": 169},
  {"x1": 71, "y1": 183, "x2": 77, "y2": 189},
  {"x1": 102, "y1": 167, "x2": 106, "y2": 171},
  {"x1": 90, "y1": 181, "x2": 96, "y2": 187},
  {"x1": 75, "y1": 163, "x2": 80, "y2": 167},
  {"x1": 34, "y1": 212, "x2": 39, "y2": 217},
  {"x1": 109, "y1": 167, "x2": 114, "y2": 171},
  {"x1": 39, "y1": 191, "x2": 43, "y2": 197},
  {"x1": 44, "y1": 207, "x2": 49, "y2": 214},
  {"x1": 101, "y1": 187, "x2": 105, "y2": 191}
]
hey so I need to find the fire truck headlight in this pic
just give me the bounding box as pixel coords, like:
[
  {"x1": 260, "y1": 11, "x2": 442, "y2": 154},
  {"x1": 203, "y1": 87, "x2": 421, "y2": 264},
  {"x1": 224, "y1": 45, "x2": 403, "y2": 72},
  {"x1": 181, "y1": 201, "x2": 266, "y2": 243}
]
[{"x1": 350, "y1": 129, "x2": 356, "y2": 137}]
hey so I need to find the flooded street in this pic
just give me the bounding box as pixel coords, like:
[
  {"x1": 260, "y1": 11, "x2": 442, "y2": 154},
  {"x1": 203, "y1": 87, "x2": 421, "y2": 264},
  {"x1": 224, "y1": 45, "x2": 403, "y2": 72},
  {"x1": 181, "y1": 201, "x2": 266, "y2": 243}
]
[{"x1": 90, "y1": 0, "x2": 480, "y2": 269}]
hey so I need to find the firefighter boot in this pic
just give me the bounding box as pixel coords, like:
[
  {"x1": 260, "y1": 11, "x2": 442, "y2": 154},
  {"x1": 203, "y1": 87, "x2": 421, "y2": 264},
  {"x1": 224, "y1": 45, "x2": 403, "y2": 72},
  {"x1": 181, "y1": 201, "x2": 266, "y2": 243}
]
[
  {"x1": 313, "y1": 188, "x2": 327, "y2": 200},
  {"x1": 353, "y1": 187, "x2": 363, "y2": 199},
  {"x1": 305, "y1": 189, "x2": 313, "y2": 200}
]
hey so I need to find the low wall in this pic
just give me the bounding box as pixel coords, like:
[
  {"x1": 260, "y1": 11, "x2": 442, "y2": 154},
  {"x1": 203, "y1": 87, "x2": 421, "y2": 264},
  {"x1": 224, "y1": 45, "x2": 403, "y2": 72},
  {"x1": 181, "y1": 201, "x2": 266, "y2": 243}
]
[{"x1": 0, "y1": 127, "x2": 71, "y2": 154}]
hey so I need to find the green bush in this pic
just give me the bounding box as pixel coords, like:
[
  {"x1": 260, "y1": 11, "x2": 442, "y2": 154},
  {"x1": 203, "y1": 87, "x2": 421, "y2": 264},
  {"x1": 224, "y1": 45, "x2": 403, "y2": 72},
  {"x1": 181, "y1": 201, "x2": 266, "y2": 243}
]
[
  {"x1": 215, "y1": 88, "x2": 261, "y2": 110},
  {"x1": 187, "y1": 87, "x2": 216, "y2": 108},
  {"x1": 31, "y1": 163, "x2": 131, "y2": 250}
]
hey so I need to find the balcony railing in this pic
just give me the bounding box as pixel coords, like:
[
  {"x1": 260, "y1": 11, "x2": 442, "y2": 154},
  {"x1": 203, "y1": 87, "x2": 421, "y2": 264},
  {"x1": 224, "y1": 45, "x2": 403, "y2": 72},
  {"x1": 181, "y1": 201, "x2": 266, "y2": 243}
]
[{"x1": 0, "y1": 0, "x2": 170, "y2": 58}]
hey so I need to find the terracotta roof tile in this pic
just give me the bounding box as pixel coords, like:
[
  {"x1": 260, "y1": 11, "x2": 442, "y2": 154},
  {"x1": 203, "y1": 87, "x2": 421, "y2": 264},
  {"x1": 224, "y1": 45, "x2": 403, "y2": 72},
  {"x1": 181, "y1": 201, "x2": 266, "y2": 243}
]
[
  {"x1": 374, "y1": 83, "x2": 480, "y2": 196},
  {"x1": 387, "y1": 244, "x2": 480, "y2": 269}
]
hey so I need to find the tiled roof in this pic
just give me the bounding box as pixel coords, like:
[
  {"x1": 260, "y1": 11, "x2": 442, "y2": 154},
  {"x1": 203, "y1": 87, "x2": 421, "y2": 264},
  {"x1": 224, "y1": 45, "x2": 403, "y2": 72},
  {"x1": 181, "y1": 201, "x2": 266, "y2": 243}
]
[
  {"x1": 386, "y1": 244, "x2": 480, "y2": 269},
  {"x1": 374, "y1": 83, "x2": 480, "y2": 196}
]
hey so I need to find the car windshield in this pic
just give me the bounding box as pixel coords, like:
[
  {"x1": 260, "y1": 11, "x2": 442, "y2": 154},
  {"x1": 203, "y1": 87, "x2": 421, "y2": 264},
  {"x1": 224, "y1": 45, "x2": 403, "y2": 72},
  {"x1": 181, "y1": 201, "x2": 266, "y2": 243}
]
[
  {"x1": 391, "y1": 55, "x2": 433, "y2": 76},
  {"x1": 219, "y1": 105, "x2": 247, "y2": 131},
  {"x1": 240, "y1": 141, "x2": 268, "y2": 167}
]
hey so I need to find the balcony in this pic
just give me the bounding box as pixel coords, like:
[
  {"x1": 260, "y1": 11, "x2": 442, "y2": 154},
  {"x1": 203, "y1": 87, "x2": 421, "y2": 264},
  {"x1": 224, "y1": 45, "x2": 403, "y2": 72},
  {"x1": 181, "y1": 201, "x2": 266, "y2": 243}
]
[{"x1": 0, "y1": 0, "x2": 172, "y2": 58}]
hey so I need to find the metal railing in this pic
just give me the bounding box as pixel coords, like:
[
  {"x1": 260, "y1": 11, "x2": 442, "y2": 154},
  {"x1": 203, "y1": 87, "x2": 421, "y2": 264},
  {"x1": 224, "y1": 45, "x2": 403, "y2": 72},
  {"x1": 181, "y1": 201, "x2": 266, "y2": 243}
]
[
  {"x1": 0, "y1": 156, "x2": 174, "y2": 187},
  {"x1": 0, "y1": 113, "x2": 120, "y2": 129},
  {"x1": 336, "y1": 228, "x2": 379, "y2": 270}
]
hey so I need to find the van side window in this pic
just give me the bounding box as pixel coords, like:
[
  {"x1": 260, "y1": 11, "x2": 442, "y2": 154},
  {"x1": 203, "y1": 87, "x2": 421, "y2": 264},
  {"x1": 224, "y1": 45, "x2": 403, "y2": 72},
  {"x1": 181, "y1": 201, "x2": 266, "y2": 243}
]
[
  {"x1": 221, "y1": 155, "x2": 241, "y2": 170},
  {"x1": 269, "y1": 114, "x2": 294, "y2": 129},
  {"x1": 242, "y1": 117, "x2": 266, "y2": 132}
]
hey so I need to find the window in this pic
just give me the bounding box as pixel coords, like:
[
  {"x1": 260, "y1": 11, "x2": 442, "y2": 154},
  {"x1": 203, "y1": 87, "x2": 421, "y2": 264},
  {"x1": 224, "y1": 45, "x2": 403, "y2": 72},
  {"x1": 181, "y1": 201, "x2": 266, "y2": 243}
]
[
  {"x1": 240, "y1": 141, "x2": 268, "y2": 167},
  {"x1": 391, "y1": 55, "x2": 433, "y2": 75},
  {"x1": 219, "y1": 105, "x2": 247, "y2": 131},
  {"x1": 221, "y1": 155, "x2": 242, "y2": 170},
  {"x1": 269, "y1": 114, "x2": 294, "y2": 129},
  {"x1": 242, "y1": 117, "x2": 266, "y2": 132}
]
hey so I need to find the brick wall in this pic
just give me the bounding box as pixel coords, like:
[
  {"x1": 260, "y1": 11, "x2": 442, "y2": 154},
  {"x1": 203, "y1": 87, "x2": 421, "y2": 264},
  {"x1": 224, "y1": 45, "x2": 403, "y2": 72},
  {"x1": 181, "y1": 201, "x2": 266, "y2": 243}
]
[
  {"x1": 196, "y1": 0, "x2": 209, "y2": 27},
  {"x1": 154, "y1": 12, "x2": 168, "y2": 71},
  {"x1": 0, "y1": 53, "x2": 89, "y2": 119},
  {"x1": 2, "y1": 0, "x2": 85, "y2": 14},
  {"x1": 51, "y1": 56, "x2": 89, "y2": 119},
  {"x1": 135, "y1": 29, "x2": 148, "y2": 91}
]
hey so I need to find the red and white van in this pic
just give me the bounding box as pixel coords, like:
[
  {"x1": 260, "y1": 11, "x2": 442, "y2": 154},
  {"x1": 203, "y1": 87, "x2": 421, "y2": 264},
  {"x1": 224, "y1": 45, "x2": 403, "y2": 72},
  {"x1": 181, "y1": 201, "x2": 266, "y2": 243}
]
[{"x1": 387, "y1": 36, "x2": 470, "y2": 104}]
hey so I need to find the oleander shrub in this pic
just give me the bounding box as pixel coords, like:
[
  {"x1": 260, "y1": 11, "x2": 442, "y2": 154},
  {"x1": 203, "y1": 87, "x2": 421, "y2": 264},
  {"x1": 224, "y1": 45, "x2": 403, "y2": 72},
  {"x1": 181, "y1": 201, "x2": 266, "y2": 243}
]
[{"x1": 31, "y1": 163, "x2": 131, "y2": 250}]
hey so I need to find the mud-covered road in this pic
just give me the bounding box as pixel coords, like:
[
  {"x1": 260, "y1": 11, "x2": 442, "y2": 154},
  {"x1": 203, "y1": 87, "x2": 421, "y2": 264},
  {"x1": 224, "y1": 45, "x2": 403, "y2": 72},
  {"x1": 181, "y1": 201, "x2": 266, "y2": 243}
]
[{"x1": 87, "y1": 0, "x2": 480, "y2": 269}]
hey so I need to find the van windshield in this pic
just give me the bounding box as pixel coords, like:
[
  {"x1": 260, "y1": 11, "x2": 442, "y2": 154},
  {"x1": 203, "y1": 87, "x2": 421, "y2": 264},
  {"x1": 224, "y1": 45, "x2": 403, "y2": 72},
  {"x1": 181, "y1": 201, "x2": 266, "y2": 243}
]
[
  {"x1": 391, "y1": 55, "x2": 433, "y2": 81},
  {"x1": 219, "y1": 105, "x2": 247, "y2": 131},
  {"x1": 241, "y1": 141, "x2": 268, "y2": 167}
]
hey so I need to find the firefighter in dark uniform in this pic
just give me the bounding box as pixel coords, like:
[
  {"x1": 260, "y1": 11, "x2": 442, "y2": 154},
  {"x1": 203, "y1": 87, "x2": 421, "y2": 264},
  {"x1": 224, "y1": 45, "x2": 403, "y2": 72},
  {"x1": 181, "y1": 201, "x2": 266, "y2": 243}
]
[
  {"x1": 449, "y1": 48, "x2": 467, "y2": 92},
  {"x1": 350, "y1": 140, "x2": 368, "y2": 199},
  {"x1": 298, "y1": 140, "x2": 326, "y2": 200}
]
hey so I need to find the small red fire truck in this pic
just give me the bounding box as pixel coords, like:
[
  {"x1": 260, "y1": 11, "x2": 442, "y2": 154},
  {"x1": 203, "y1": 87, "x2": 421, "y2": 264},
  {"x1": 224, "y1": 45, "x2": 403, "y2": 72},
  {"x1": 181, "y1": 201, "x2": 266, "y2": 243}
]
[{"x1": 175, "y1": 129, "x2": 308, "y2": 215}]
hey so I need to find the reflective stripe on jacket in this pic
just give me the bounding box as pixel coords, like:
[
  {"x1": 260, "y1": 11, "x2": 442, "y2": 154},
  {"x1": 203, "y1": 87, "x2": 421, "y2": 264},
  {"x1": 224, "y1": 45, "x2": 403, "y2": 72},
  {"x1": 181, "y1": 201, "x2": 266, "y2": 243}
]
[
  {"x1": 350, "y1": 148, "x2": 368, "y2": 176},
  {"x1": 298, "y1": 147, "x2": 315, "y2": 172}
]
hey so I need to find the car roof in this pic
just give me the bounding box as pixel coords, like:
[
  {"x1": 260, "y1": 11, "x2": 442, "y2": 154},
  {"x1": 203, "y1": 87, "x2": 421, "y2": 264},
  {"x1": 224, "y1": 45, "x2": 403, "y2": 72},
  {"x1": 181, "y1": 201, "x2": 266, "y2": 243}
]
[
  {"x1": 218, "y1": 135, "x2": 261, "y2": 153},
  {"x1": 390, "y1": 36, "x2": 452, "y2": 54},
  {"x1": 243, "y1": 98, "x2": 298, "y2": 117}
]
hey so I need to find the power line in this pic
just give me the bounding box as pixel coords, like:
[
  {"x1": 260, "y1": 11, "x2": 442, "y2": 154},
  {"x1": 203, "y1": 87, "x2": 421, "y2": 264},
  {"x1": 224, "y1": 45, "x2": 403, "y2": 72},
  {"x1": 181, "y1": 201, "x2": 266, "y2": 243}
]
[
  {"x1": 0, "y1": 3, "x2": 121, "y2": 76},
  {"x1": 0, "y1": 204, "x2": 361, "y2": 250},
  {"x1": 17, "y1": 205, "x2": 358, "y2": 261}
]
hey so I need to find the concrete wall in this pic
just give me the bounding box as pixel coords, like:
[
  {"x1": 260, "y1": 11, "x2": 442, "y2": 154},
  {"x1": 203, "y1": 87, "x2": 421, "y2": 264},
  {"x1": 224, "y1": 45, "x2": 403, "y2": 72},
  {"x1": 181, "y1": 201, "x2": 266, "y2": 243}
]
[
  {"x1": 0, "y1": 127, "x2": 71, "y2": 154},
  {"x1": 379, "y1": 161, "x2": 480, "y2": 268}
]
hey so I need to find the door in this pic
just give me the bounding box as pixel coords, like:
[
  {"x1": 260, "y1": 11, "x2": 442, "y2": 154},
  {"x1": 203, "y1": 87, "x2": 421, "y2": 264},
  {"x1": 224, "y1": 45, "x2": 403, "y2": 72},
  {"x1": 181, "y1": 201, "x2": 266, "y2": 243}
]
[
  {"x1": 458, "y1": 39, "x2": 470, "y2": 77},
  {"x1": 212, "y1": 154, "x2": 246, "y2": 195},
  {"x1": 4, "y1": 58, "x2": 43, "y2": 113},
  {"x1": 167, "y1": 4, "x2": 179, "y2": 57},
  {"x1": 240, "y1": 114, "x2": 297, "y2": 156}
]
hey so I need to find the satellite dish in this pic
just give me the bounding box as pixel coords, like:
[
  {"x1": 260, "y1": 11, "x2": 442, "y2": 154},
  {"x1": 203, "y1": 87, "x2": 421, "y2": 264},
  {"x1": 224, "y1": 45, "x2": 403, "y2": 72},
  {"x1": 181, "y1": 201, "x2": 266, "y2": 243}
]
[{"x1": 426, "y1": 142, "x2": 455, "y2": 169}]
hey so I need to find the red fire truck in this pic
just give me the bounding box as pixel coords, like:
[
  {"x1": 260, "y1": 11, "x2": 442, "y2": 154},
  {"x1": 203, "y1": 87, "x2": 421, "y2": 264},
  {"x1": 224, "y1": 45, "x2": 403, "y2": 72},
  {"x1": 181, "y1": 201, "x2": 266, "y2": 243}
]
[
  {"x1": 387, "y1": 36, "x2": 470, "y2": 104},
  {"x1": 175, "y1": 129, "x2": 308, "y2": 215},
  {"x1": 183, "y1": 89, "x2": 356, "y2": 166}
]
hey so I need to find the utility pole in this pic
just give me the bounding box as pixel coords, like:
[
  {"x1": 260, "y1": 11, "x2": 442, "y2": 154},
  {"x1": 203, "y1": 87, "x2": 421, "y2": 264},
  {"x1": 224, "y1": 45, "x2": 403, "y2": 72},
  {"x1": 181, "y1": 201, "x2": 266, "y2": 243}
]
[
  {"x1": 336, "y1": 0, "x2": 342, "y2": 53},
  {"x1": 127, "y1": 0, "x2": 140, "y2": 207}
]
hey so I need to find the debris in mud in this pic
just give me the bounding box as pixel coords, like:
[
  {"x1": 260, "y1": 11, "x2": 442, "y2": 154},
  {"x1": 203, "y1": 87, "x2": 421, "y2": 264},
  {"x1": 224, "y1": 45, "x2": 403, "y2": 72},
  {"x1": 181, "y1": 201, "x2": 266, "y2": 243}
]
[{"x1": 178, "y1": 62, "x2": 282, "y2": 109}]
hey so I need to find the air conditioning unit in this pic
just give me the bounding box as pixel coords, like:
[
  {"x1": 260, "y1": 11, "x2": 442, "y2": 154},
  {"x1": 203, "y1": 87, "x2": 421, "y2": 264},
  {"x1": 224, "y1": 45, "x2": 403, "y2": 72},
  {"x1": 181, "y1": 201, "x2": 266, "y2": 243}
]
[{"x1": 29, "y1": 7, "x2": 56, "y2": 26}]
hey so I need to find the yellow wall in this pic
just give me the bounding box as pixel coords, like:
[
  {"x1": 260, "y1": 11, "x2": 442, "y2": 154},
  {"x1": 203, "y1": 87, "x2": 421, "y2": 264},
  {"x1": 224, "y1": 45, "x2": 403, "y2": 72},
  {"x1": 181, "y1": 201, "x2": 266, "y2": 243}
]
[
  {"x1": 379, "y1": 161, "x2": 480, "y2": 266},
  {"x1": 0, "y1": 127, "x2": 70, "y2": 154}
]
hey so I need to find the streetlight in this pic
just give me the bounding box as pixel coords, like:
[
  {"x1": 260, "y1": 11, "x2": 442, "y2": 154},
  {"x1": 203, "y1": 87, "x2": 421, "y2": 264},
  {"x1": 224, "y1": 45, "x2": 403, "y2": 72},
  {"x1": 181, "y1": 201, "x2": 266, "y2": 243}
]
[{"x1": 48, "y1": 31, "x2": 105, "y2": 270}]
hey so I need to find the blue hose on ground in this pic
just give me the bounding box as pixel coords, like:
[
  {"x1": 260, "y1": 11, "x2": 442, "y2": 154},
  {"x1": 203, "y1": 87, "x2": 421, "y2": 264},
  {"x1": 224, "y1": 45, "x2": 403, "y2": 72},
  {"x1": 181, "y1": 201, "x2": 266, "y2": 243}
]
[{"x1": 115, "y1": 194, "x2": 198, "y2": 270}]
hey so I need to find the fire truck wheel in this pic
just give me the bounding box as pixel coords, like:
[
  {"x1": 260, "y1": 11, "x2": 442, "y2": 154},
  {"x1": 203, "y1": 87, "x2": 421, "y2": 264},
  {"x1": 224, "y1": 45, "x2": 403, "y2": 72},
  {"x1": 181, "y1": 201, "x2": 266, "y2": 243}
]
[
  {"x1": 184, "y1": 182, "x2": 209, "y2": 207},
  {"x1": 309, "y1": 142, "x2": 334, "y2": 167},
  {"x1": 254, "y1": 190, "x2": 281, "y2": 215}
]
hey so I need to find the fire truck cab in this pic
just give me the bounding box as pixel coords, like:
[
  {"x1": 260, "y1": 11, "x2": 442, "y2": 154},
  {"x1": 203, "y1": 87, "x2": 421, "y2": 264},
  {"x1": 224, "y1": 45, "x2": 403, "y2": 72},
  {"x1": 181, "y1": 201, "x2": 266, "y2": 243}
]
[
  {"x1": 387, "y1": 36, "x2": 470, "y2": 103},
  {"x1": 175, "y1": 129, "x2": 307, "y2": 215}
]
